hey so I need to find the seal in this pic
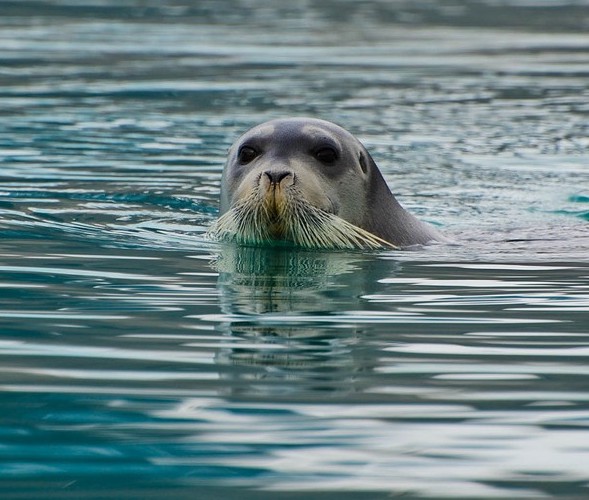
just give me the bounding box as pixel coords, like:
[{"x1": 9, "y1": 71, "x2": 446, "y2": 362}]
[{"x1": 208, "y1": 118, "x2": 444, "y2": 249}]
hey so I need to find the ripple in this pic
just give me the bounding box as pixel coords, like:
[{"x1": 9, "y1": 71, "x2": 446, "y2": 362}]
[
  {"x1": 0, "y1": 340, "x2": 215, "y2": 365},
  {"x1": 197, "y1": 311, "x2": 559, "y2": 326},
  {"x1": 386, "y1": 343, "x2": 589, "y2": 357}
]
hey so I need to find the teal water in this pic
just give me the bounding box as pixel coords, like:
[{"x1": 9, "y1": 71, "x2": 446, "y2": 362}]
[{"x1": 1, "y1": 1, "x2": 589, "y2": 498}]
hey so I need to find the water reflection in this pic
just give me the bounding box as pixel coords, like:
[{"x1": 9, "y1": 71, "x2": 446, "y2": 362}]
[
  {"x1": 214, "y1": 244, "x2": 380, "y2": 313},
  {"x1": 211, "y1": 245, "x2": 389, "y2": 397}
]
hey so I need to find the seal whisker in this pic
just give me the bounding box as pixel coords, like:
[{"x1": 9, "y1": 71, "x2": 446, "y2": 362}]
[{"x1": 209, "y1": 196, "x2": 398, "y2": 250}]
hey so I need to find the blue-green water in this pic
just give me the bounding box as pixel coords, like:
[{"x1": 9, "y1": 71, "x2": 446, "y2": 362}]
[{"x1": 1, "y1": 1, "x2": 589, "y2": 498}]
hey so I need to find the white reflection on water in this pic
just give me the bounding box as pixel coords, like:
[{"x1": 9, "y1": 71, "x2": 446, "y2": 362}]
[
  {"x1": 386, "y1": 344, "x2": 589, "y2": 357},
  {"x1": 198, "y1": 311, "x2": 559, "y2": 324},
  {"x1": 153, "y1": 399, "x2": 589, "y2": 498},
  {"x1": 0, "y1": 340, "x2": 215, "y2": 364}
]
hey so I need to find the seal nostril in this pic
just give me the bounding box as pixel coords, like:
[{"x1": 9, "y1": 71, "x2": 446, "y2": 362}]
[{"x1": 264, "y1": 170, "x2": 292, "y2": 185}]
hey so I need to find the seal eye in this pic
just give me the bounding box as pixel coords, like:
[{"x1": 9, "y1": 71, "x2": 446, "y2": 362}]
[
  {"x1": 238, "y1": 146, "x2": 258, "y2": 164},
  {"x1": 314, "y1": 147, "x2": 338, "y2": 165}
]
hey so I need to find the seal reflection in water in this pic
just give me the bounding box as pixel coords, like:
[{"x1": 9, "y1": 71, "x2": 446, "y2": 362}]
[{"x1": 208, "y1": 118, "x2": 444, "y2": 249}]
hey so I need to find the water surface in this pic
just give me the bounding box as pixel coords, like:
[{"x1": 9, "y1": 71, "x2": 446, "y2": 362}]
[{"x1": 1, "y1": 1, "x2": 589, "y2": 498}]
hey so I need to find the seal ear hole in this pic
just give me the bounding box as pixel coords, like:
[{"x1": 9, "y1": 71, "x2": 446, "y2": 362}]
[
  {"x1": 238, "y1": 146, "x2": 259, "y2": 164},
  {"x1": 359, "y1": 153, "x2": 368, "y2": 174}
]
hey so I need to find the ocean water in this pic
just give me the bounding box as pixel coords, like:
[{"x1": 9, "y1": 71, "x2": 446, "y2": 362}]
[{"x1": 1, "y1": 0, "x2": 589, "y2": 498}]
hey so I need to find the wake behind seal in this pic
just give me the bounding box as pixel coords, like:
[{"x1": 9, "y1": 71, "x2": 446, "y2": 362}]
[{"x1": 208, "y1": 117, "x2": 444, "y2": 250}]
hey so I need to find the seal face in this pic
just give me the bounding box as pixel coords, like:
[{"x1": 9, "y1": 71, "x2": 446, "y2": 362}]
[{"x1": 208, "y1": 118, "x2": 443, "y2": 249}]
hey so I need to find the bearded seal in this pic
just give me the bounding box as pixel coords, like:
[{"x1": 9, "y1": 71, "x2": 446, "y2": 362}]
[{"x1": 208, "y1": 118, "x2": 444, "y2": 249}]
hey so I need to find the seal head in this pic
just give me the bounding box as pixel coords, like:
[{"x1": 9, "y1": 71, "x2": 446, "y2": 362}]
[{"x1": 208, "y1": 118, "x2": 443, "y2": 249}]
